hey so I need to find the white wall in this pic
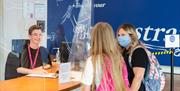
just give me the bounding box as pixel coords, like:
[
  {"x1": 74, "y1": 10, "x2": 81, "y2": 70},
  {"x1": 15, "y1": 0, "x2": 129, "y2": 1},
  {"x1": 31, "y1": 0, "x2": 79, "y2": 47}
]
[
  {"x1": 0, "y1": 0, "x2": 5, "y2": 80},
  {"x1": 0, "y1": 0, "x2": 47, "y2": 80}
]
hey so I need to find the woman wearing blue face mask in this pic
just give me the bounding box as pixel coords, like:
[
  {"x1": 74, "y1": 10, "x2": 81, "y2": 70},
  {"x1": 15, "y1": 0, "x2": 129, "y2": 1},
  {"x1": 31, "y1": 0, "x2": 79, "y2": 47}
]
[{"x1": 117, "y1": 24, "x2": 149, "y2": 91}]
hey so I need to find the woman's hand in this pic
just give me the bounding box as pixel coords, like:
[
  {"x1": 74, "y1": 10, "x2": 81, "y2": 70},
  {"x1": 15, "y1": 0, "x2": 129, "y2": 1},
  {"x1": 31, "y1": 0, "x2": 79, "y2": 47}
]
[
  {"x1": 43, "y1": 64, "x2": 51, "y2": 69},
  {"x1": 32, "y1": 68, "x2": 48, "y2": 74}
]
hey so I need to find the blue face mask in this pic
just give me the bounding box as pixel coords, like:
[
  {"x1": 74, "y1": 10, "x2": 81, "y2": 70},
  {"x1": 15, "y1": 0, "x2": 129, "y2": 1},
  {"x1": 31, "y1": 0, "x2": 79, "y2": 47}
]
[{"x1": 118, "y1": 34, "x2": 132, "y2": 48}]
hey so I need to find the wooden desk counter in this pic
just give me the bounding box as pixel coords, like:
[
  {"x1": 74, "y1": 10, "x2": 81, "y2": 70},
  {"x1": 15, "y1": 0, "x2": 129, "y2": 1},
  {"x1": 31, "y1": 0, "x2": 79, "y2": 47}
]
[
  {"x1": 0, "y1": 76, "x2": 80, "y2": 91},
  {"x1": 0, "y1": 62, "x2": 81, "y2": 91}
]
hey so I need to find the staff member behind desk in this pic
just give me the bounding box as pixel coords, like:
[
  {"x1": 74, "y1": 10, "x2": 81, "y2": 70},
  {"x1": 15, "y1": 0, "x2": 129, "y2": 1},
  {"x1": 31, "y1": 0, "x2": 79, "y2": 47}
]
[{"x1": 17, "y1": 25, "x2": 51, "y2": 74}]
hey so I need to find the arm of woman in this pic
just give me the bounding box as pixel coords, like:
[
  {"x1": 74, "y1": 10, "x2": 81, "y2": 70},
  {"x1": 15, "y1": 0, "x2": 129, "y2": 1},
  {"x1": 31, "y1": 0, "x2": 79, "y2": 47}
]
[
  {"x1": 130, "y1": 67, "x2": 145, "y2": 91},
  {"x1": 130, "y1": 48, "x2": 148, "y2": 91},
  {"x1": 81, "y1": 57, "x2": 93, "y2": 91},
  {"x1": 17, "y1": 67, "x2": 48, "y2": 74}
]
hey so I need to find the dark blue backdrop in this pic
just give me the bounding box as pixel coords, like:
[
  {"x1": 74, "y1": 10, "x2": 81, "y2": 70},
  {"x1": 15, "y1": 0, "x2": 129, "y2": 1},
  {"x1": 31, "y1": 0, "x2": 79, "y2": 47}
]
[
  {"x1": 93, "y1": 0, "x2": 180, "y2": 66},
  {"x1": 48, "y1": 0, "x2": 82, "y2": 55},
  {"x1": 48, "y1": 0, "x2": 180, "y2": 66}
]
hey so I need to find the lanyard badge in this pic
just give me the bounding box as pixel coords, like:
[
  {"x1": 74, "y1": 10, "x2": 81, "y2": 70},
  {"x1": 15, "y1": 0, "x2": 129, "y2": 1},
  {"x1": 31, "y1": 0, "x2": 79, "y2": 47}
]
[{"x1": 28, "y1": 46, "x2": 40, "y2": 69}]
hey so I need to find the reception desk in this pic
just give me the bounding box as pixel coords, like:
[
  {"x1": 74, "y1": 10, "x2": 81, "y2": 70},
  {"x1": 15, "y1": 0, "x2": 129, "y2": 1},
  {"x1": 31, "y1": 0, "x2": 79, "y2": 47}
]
[
  {"x1": 0, "y1": 76, "x2": 80, "y2": 91},
  {"x1": 0, "y1": 62, "x2": 81, "y2": 91}
]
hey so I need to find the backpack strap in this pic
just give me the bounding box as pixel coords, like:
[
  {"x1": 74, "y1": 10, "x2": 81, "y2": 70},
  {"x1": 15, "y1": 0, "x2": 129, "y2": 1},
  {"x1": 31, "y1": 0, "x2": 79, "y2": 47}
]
[
  {"x1": 96, "y1": 56, "x2": 114, "y2": 91},
  {"x1": 128, "y1": 44, "x2": 150, "y2": 79},
  {"x1": 128, "y1": 45, "x2": 144, "y2": 67}
]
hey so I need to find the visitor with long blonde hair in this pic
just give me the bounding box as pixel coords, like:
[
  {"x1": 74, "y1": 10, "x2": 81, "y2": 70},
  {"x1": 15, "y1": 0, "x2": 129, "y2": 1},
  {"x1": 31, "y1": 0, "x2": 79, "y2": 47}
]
[
  {"x1": 117, "y1": 24, "x2": 149, "y2": 91},
  {"x1": 81, "y1": 22, "x2": 129, "y2": 91}
]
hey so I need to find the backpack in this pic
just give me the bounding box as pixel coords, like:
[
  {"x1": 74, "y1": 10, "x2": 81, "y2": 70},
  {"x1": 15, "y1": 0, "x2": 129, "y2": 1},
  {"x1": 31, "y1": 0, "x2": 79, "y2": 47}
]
[
  {"x1": 129, "y1": 44, "x2": 165, "y2": 91},
  {"x1": 96, "y1": 56, "x2": 115, "y2": 91},
  {"x1": 96, "y1": 56, "x2": 129, "y2": 91}
]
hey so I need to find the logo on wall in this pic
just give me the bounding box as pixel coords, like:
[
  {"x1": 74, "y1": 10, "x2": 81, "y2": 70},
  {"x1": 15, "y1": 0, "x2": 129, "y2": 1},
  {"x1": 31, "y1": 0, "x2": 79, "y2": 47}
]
[
  {"x1": 136, "y1": 26, "x2": 180, "y2": 57},
  {"x1": 169, "y1": 35, "x2": 175, "y2": 42}
]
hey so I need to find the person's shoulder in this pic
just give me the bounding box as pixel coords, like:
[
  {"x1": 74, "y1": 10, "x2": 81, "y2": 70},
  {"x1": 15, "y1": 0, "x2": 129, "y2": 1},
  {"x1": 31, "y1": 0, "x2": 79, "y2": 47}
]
[
  {"x1": 133, "y1": 47, "x2": 146, "y2": 55},
  {"x1": 21, "y1": 46, "x2": 28, "y2": 53},
  {"x1": 84, "y1": 56, "x2": 93, "y2": 67},
  {"x1": 39, "y1": 46, "x2": 48, "y2": 50},
  {"x1": 86, "y1": 56, "x2": 92, "y2": 62},
  {"x1": 133, "y1": 46, "x2": 145, "y2": 52},
  {"x1": 39, "y1": 46, "x2": 49, "y2": 53},
  {"x1": 39, "y1": 46, "x2": 46, "y2": 49}
]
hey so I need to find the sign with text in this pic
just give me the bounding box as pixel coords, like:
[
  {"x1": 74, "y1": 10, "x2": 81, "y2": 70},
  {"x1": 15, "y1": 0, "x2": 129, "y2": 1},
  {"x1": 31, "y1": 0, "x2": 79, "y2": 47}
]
[
  {"x1": 48, "y1": 0, "x2": 180, "y2": 66},
  {"x1": 59, "y1": 62, "x2": 71, "y2": 83},
  {"x1": 165, "y1": 35, "x2": 180, "y2": 48},
  {"x1": 93, "y1": 0, "x2": 180, "y2": 66}
]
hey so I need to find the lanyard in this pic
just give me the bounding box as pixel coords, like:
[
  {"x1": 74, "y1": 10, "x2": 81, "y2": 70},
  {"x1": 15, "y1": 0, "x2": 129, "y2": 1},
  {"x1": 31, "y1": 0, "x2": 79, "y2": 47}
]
[{"x1": 28, "y1": 46, "x2": 40, "y2": 69}]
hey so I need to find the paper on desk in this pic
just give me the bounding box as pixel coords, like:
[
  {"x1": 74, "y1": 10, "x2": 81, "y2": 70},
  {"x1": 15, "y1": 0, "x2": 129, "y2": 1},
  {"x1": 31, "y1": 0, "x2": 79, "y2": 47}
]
[
  {"x1": 26, "y1": 73, "x2": 58, "y2": 78},
  {"x1": 70, "y1": 71, "x2": 82, "y2": 81}
]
